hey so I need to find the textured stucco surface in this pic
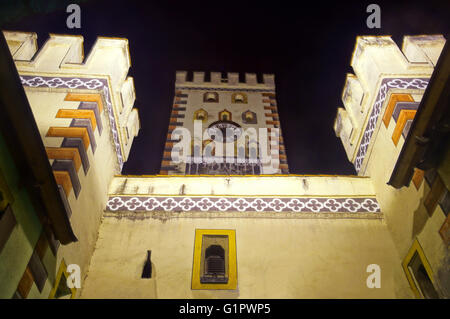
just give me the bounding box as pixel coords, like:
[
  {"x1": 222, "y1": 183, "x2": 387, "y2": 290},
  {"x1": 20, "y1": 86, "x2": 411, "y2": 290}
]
[{"x1": 81, "y1": 216, "x2": 412, "y2": 298}]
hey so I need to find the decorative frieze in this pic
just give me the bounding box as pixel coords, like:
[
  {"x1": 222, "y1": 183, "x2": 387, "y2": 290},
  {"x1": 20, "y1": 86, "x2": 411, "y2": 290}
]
[
  {"x1": 354, "y1": 77, "x2": 428, "y2": 172},
  {"x1": 20, "y1": 75, "x2": 124, "y2": 170},
  {"x1": 106, "y1": 196, "x2": 381, "y2": 214}
]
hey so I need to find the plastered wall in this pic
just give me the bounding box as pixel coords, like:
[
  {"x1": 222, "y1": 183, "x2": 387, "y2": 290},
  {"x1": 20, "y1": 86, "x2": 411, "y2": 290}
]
[{"x1": 81, "y1": 216, "x2": 413, "y2": 298}]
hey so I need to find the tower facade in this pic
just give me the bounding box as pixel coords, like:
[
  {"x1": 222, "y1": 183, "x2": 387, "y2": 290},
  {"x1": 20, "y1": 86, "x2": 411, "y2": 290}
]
[
  {"x1": 334, "y1": 35, "x2": 449, "y2": 298},
  {"x1": 160, "y1": 71, "x2": 289, "y2": 175},
  {"x1": 1, "y1": 30, "x2": 448, "y2": 299},
  {"x1": 0, "y1": 31, "x2": 139, "y2": 298}
]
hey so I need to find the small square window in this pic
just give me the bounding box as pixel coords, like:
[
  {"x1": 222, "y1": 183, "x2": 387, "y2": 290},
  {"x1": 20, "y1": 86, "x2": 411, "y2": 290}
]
[
  {"x1": 200, "y1": 235, "x2": 228, "y2": 284},
  {"x1": 232, "y1": 92, "x2": 247, "y2": 104},
  {"x1": 402, "y1": 239, "x2": 440, "y2": 298},
  {"x1": 204, "y1": 92, "x2": 219, "y2": 103},
  {"x1": 242, "y1": 110, "x2": 257, "y2": 124},
  {"x1": 194, "y1": 109, "x2": 208, "y2": 122},
  {"x1": 192, "y1": 229, "x2": 237, "y2": 290},
  {"x1": 48, "y1": 259, "x2": 77, "y2": 299}
]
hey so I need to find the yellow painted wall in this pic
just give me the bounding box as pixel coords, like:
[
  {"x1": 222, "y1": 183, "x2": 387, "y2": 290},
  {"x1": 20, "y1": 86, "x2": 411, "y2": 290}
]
[
  {"x1": 20, "y1": 89, "x2": 118, "y2": 298},
  {"x1": 81, "y1": 216, "x2": 413, "y2": 298}
]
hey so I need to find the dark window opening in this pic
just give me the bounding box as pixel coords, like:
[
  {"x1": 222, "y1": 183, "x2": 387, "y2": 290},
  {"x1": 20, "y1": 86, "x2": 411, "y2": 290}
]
[
  {"x1": 256, "y1": 73, "x2": 264, "y2": 84},
  {"x1": 204, "y1": 92, "x2": 219, "y2": 103},
  {"x1": 186, "y1": 71, "x2": 193, "y2": 82},
  {"x1": 408, "y1": 252, "x2": 439, "y2": 299},
  {"x1": 55, "y1": 272, "x2": 72, "y2": 299},
  {"x1": 201, "y1": 244, "x2": 227, "y2": 283},
  {"x1": 141, "y1": 250, "x2": 152, "y2": 279}
]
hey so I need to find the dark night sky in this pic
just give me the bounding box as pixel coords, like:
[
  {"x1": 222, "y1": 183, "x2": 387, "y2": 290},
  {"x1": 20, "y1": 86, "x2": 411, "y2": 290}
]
[{"x1": 2, "y1": 0, "x2": 449, "y2": 175}]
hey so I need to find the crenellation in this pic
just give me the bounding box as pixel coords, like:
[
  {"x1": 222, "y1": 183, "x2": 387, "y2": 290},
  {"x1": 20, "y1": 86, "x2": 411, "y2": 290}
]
[
  {"x1": 4, "y1": 31, "x2": 140, "y2": 170},
  {"x1": 263, "y1": 74, "x2": 275, "y2": 87},
  {"x1": 174, "y1": 71, "x2": 276, "y2": 88},
  {"x1": 120, "y1": 77, "x2": 136, "y2": 117},
  {"x1": 350, "y1": 36, "x2": 439, "y2": 98},
  {"x1": 3, "y1": 32, "x2": 132, "y2": 90},
  {"x1": 176, "y1": 70, "x2": 187, "y2": 84},
  {"x1": 210, "y1": 72, "x2": 221, "y2": 84},
  {"x1": 3, "y1": 31, "x2": 37, "y2": 60},
  {"x1": 49, "y1": 33, "x2": 84, "y2": 64},
  {"x1": 193, "y1": 71, "x2": 204, "y2": 83},
  {"x1": 227, "y1": 72, "x2": 239, "y2": 85},
  {"x1": 402, "y1": 35, "x2": 446, "y2": 66},
  {"x1": 27, "y1": 34, "x2": 84, "y2": 70},
  {"x1": 80, "y1": 37, "x2": 130, "y2": 87},
  {"x1": 123, "y1": 108, "x2": 140, "y2": 160},
  {"x1": 245, "y1": 73, "x2": 257, "y2": 85},
  {"x1": 126, "y1": 109, "x2": 140, "y2": 138},
  {"x1": 334, "y1": 107, "x2": 354, "y2": 161},
  {"x1": 341, "y1": 74, "x2": 364, "y2": 128},
  {"x1": 335, "y1": 34, "x2": 445, "y2": 171}
]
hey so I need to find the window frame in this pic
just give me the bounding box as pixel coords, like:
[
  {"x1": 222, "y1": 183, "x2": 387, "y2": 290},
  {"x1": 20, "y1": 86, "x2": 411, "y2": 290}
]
[
  {"x1": 194, "y1": 108, "x2": 208, "y2": 122},
  {"x1": 232, "y1": 92, "x2": 248, "y2": 104},
  {"x1": 242, "y1": 110, "x2": 257, "y2": 124},
  {"x1": 48, "y1": 259, "x2": 77, "y2": 299},
  {"x1": 402, "y1": 239, "x2": 437, "y2": 298},
  {"x1": 203, "y1": 92, "x2": 219, "y2": 103},
  {"x1": 191, "y1": 229, "x2": 237, "y2": 290},
  {"x1": 218, "y1": 109, "x2": 232, "y2": 121}
]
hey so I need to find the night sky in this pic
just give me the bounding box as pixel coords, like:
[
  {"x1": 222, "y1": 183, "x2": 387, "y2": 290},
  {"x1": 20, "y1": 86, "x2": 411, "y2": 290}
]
[{"x1": 2, "y1": 0, "x2": 449, "y2": 175}]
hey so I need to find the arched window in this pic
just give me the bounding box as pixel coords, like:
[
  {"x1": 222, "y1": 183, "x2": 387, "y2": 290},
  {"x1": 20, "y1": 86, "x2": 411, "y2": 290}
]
[
  {"x1": 232, "y1": 92, "x2": 247, "y2": 104},
  {"x1": 194, "y1": 108, "x2": 208, "y2": 122},
  {"x1": 204, "y1": 245, "x2": 225, "y2": 277},
  {"x1": 203, "y1": 92, "x2": 219, "y2": 103},
  {"x1": 219, "y1": 109, "x2": 232, "y2": 121},
  {"x1": 203, "y1": 139, "x2": 215, "y2": 156},
  {"x1": 242, "y1": 110, "x2": 257, "y2": 124}
]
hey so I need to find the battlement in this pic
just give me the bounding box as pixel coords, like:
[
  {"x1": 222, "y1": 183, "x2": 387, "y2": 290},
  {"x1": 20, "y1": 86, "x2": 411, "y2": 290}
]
[
  {"x1": 3, "y1": 31, "x2": 140, "y2": 165},
  {"x1": 335, "y1": 34, "x2": 445, "y2": 173},
  {"x1": 3, "y1": 31, "x2": 131, "y2": 88},
  {"x1": 175, "y1": 71, "x2": 275, "y2": 88},
  {"x1": 350, "y1": 35, "x2": 445, "y2": 96}
]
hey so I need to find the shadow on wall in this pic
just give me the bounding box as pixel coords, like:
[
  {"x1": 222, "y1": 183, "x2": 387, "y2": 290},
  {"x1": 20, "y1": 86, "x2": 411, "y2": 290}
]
[
  {"x1": 435, "y1": 249, "x2": 450, "y2": 298},
  {"x1": 191, "y1": 289, "x2": 239, "y2": 299},
  {"x1": 411, "y1": 194, "x2": 429, "y2": 239}
]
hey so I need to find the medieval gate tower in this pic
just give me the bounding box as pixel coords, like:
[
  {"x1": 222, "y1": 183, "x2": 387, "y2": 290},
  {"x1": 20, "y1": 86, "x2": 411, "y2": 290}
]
[{"x1": 160, "y1": 72, "x2": 289, "y2": 175}]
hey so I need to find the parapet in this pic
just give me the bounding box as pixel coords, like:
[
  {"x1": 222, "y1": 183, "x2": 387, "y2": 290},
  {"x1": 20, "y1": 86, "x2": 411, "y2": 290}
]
[
  {"x1": 350, "y1": 35, "x2": 445, "y2": 95},
  {"x1": 402, "y1": 35, "x2": 446, "y2": 66},
  {"x1": 3, "y1": 31, "x2": 131, "y2": 88},
  {"x1": 3, "y1": 31, "x2": 140, "y2": 164},
  {"x1": 335, "y1": 34, "x2": 446, "y2": 167},
  {"x1": 4, "y1": 31, "x2": 38, "y2": 60},
  {"x1": 175, "y1": 71, "x2": 275, "y2": 88}
]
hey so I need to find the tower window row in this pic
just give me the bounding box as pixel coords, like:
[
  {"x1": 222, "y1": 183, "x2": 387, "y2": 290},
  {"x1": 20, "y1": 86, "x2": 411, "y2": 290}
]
[
  {"x1": 194, "y1": 109, "x2": 257, "y2": 124},
  {"x1": 203, "y1": 92, "x2": 248, "y2": 104}
]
